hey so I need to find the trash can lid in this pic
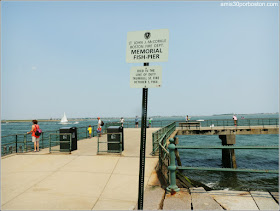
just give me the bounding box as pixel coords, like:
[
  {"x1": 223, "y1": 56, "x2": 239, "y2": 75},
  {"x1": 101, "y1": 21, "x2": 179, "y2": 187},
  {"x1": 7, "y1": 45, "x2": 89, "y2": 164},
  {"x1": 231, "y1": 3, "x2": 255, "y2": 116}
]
[
  {"x1": 107, "y1": 126, "x2": 121, "y2": 129},
  {"x1": 60, "y1": 127, "x2": 71, "y2": 129}
]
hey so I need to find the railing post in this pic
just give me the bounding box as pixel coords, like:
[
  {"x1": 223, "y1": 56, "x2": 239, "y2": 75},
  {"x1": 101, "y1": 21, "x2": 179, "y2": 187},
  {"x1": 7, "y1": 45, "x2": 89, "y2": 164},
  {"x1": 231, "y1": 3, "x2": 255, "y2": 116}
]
[
  {"x1": 24, "y1": 134, "x2": 27, "y2": 152},
  {"x1": 16, "y1": 135, "x2": 18, "y2": 153},
  {"x1": 152, "y1": 133, "x2": 155, "y2": 154},
  {"x1": 41, "y1": 132, "x2": 44, "y2": 149},
  {"x1": 49, "y1": 134, "x2": 51, "y2": 153},
  {"x1": 166, "y1": 138, "x2": 180, "y2": 193}
]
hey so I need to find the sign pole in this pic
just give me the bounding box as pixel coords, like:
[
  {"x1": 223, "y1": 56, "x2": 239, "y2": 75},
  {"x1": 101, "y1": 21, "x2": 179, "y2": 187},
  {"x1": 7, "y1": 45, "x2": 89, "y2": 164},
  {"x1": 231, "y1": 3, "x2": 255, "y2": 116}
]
[{"x1": 137, "y1": 62, "x2": 149, "y2": 210}]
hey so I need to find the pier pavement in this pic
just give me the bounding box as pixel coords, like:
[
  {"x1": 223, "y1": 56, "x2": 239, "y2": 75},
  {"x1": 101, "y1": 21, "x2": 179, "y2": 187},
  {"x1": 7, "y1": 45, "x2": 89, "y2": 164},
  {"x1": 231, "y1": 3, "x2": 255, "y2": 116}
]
[{"x1": 1, "y1": 128, "x2": 160, "y2": 210}]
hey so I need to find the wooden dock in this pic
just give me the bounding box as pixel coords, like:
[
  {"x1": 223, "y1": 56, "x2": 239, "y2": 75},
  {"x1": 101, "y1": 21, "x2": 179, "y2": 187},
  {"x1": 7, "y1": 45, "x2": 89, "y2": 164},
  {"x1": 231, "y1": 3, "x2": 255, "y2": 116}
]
[{"x1": 160, "y1": 187, "x2": 279, "y2": 210}]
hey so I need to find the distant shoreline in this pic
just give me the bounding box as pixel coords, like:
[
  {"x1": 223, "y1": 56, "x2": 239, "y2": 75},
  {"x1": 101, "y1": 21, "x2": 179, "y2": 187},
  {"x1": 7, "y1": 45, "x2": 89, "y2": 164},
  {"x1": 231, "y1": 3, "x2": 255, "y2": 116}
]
[
  {"x1": 1, "y1": 119, "x2": 88, "y2": 123},
  {"x1": 1, "y1": 113, "x2": 278, "y2": 123}
]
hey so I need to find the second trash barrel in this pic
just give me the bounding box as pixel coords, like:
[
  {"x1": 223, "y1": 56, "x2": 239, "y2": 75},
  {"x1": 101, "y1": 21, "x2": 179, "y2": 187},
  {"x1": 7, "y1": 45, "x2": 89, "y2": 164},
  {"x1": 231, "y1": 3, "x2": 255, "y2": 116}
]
[
  {"x1": 59, "y1": 127, "x2": 77, "y2": 151},
  {"x1": 107, "y1": 126, "x2": 124, "y2": 152}
]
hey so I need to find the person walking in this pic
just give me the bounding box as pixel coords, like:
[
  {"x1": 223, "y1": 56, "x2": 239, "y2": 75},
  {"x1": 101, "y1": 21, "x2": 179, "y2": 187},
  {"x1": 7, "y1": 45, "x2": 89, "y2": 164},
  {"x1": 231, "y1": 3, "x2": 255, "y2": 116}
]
[
  {"x1": 27, "y1": 120, "x2": 40, "y2": 152},
  {"x1": 97, "y1": 117, "x2": 102, "y2": 137},
  {"x1": 88, "y1": 125, "x2": 92, "y2": 138},
  {"x1": 135, "y1": 116, "x2": 139, "y2": 128},
  {"x1": 148, "y1": 118, "x2": 152, "y2": 128},
  {"x1": 233, "y1": 115, "x2": 238, "y2": 126},
  {"x1": 120, "y1": 117, "x2": 124, "y2": 127}
]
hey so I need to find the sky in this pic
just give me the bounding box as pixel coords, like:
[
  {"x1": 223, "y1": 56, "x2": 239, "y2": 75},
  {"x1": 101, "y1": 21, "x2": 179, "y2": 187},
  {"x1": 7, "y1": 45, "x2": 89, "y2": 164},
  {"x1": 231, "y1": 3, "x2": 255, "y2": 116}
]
[{"x1": 1, "y1": 1, "x2": 279, "y2": 120}]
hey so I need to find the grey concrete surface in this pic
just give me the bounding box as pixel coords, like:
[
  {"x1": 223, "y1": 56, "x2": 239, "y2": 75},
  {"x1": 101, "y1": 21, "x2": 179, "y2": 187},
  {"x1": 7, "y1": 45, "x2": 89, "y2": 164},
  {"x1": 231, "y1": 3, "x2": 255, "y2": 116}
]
[{"x1": 1, "y1": 128, "x2": 159, "y2": 210}]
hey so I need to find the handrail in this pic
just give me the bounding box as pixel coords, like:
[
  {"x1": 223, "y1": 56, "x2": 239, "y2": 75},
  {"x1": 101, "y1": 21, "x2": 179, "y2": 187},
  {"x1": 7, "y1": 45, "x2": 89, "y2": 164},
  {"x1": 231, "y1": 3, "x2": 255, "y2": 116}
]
[
  {"x1": 200, "y1": 118, "x2": 278, "y2": 127},
  {"x1": 175, "y1": 145, "x2": 279, "y2": 149},
  {"x1": 151, "y1": 122, "x2": 176, "y2": 155},
  {"x1": 1, "y1": 125, "x2": 97, "y2": 156},
  {"x1": 166, "y1": 138, "x2": 279, "y2": 193},
  {"x1": 177, "y1": 166, "x2": 278, "y2": 174}
]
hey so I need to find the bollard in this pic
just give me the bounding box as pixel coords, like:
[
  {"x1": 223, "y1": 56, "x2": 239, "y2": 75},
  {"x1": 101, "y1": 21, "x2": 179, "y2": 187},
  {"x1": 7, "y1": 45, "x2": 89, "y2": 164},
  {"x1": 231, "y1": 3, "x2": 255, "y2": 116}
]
[{"x1": 166, "y1": 138, "x2": 180, "y2": 193}]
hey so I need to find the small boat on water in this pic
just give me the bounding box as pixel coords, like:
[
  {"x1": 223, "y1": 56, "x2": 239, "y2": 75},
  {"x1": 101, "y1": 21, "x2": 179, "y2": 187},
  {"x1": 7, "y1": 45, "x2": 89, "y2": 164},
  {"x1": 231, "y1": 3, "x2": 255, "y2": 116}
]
[{"x1": 60, "y1": 112, "x2": 68, "y2": 124}]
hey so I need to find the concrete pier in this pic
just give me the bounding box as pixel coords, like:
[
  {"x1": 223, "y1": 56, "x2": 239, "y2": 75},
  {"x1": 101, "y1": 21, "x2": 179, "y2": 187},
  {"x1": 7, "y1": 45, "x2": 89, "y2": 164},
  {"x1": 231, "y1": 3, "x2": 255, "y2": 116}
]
[
  {"x1": 1, "y1": 128, "x2": 159, "y2": 210},
  {"x1": 177, "y1": 125, "x2": 279, "y2": 135}
]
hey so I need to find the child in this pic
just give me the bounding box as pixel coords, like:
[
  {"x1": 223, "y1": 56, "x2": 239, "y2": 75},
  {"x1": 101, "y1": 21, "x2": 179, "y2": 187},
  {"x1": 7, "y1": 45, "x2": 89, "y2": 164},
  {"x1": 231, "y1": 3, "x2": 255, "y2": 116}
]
[
  {"x1": 97, "y1": 127, "x2": 102, "y2": 137},
  {"x1": 88, "y1": 125, "x2": 92, "y2": 138}
]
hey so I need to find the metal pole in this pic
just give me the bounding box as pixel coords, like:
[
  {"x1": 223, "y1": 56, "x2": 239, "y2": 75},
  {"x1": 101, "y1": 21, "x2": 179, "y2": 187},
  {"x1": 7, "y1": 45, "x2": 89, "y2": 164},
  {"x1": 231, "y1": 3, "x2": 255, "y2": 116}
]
[
  {"x1": 138, "y1": 62, "x2": 149, "y2": 210},
  {"x1": 24, "y1": 134, "x2": 27, "y2": 152},
  {"x1": 41, "y1": 132, "x2": 44, "y2": 149},
  {"x1": 16, "y1": 135, "x2": 18, "y2": 153},
  {"x1": 166, "y1": 138, "x2": 180, "y2": 193},
  {"x1": 49, "y1": 134, "x2": 51, "y2": 153}
]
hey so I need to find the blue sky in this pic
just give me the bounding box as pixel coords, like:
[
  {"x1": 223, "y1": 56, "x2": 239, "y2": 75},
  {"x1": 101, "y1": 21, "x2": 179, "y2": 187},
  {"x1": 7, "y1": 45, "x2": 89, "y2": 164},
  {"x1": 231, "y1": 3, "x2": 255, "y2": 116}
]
[{"x1": 1, "y1": 1, "x2": 279, "y2": 120}]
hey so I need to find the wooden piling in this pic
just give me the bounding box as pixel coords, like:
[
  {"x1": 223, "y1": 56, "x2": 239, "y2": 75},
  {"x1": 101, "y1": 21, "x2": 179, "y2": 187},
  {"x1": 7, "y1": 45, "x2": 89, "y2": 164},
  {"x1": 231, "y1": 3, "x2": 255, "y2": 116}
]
[
  {"x1": 219, "y1": 135, "x2": 237, "y2": 168},
  {"x1": 174, "y1": 136, "x2": 182, "y2": 166}
]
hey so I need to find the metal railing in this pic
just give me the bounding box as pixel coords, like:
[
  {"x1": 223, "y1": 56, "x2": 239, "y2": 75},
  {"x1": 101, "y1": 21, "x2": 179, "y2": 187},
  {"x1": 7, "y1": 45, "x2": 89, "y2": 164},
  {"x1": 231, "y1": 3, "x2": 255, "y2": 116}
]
[
  {"x1": 104, "y1": 120, "x2": 176, "y2": 129},
  {"x1": 151, "y1": 122, "x2": 177, "y2": 185},
  {"x1": 200, "y1": 118, "x2": 279, "y2": 127},
  {"x1": 1, "y1": 118, "x2": 278, "y2": 156},
  {"x1": 166, "y1": 138, "x2": 279, "y2": 192},
  {"x1": 151, "y1": 122, "x2": 176, "y2": 155},
  {"x1": 1, "y1": 125, "x2": 97, "y2": 156},
  {"x1": 157, "y1": 132, "x2": 171, "y2": 185}
]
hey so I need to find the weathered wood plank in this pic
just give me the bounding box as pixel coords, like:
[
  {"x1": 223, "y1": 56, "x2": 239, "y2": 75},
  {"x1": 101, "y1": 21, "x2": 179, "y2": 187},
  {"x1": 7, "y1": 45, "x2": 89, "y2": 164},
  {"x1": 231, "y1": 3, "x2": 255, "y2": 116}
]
[
  {"x1": 250, "y1": 191, "x2": 279, "y2": 210},
  {"x1": 270, "y1": 192, "x2": 279, "y2": 204},
  {"x1": 208, "y1": 190, "x2": 259, "y2": 210},
  {"x1": 190, "y1": 187, "x2": 223, "y2": 210},
  {"x1": 163, "y1": 188, "x2": 191, "y2": 210}
]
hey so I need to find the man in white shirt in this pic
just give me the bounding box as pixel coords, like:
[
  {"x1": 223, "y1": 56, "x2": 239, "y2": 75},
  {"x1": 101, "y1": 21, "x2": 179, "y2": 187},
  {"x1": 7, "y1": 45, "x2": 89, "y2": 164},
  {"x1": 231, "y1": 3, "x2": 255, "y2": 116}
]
[
  {"x1": 97, "y1": 117, "x2": 102, "y2": 136},
  {"x1": 120, "y1": 117, "x2": 124, "y2": 127}
]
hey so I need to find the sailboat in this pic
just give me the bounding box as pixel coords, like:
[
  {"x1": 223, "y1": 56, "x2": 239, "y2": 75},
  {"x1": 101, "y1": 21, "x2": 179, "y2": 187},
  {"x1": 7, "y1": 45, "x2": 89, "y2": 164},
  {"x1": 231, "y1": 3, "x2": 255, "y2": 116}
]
[{"x1": 60, "y1": 112, "x2": 68, "y2": 124}]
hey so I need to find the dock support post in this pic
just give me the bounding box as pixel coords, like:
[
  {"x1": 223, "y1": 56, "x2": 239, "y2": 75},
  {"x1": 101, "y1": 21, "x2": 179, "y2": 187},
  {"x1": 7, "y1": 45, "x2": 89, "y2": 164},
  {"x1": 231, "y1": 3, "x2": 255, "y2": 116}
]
[
  {"x1": 167, "y1": 138, "x2": 180, "y2": 193},
  {"x1": 219, "y1": 135, "x2": 237, "y2": 168},
  {"x1": 174, "y1": 136, "x2": 182, "y2": 166}
]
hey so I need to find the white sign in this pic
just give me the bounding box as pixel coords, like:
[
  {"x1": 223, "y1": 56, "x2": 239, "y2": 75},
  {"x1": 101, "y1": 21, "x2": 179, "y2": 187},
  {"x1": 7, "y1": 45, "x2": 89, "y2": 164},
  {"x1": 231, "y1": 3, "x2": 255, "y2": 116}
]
[
  {"x1": 126, "y1": 29, "x2": 169, "y2": 63},
  {"x1": 130, "y1": 66, "x2": 162, "y2": 88}
]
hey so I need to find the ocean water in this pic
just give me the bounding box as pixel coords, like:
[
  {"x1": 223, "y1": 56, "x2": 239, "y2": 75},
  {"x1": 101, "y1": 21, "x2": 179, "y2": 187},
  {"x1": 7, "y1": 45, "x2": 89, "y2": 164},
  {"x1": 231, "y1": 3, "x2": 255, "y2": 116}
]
[
  {"x1": 177, "y1": 134, "x2": 279, "y2": 192},
  {"x1": 1, "y1": 113, "x2": 279, "y2": 191}
]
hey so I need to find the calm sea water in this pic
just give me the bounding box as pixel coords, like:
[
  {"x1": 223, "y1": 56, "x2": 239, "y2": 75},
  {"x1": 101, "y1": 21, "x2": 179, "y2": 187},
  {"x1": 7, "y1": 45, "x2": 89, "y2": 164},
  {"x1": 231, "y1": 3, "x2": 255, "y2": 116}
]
[{"x1": 1, "y1": 113, "x2": 279, "y2": 191}]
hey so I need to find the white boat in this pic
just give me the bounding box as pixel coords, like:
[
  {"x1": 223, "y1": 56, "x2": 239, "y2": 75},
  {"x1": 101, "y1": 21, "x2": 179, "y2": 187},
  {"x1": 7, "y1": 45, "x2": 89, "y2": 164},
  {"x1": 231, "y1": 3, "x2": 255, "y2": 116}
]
[{"x1": 60, "y1": 112, "x2": 68, "y2": 124}]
